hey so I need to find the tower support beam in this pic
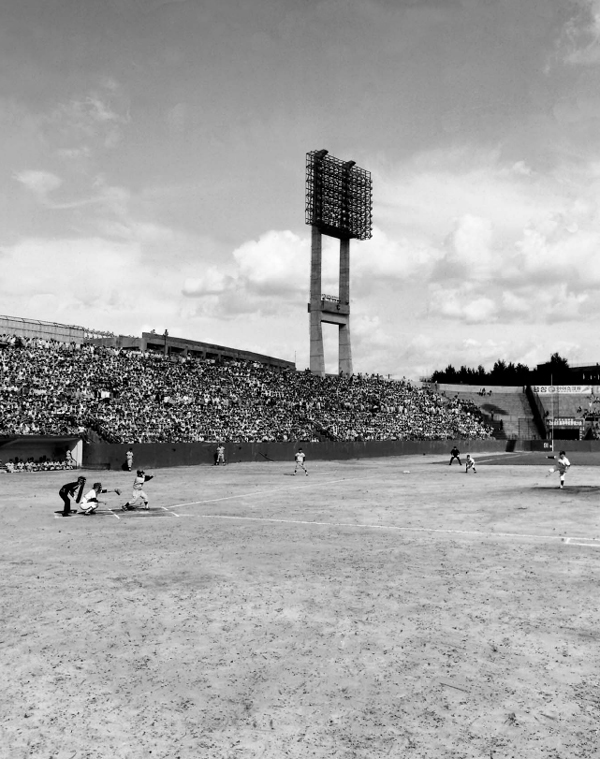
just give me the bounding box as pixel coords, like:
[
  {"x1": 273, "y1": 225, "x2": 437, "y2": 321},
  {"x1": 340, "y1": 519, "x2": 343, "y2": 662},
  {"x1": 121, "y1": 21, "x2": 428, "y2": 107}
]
[
  {"x1": 339, "y1": 238, "x2": 352, "y2": 375},
  {"x1": 309, "y1": 226, "x2": 325, "y2": 375},
  {"x1": 309, "y1": 228, "x2": 352, "y2": 376}
]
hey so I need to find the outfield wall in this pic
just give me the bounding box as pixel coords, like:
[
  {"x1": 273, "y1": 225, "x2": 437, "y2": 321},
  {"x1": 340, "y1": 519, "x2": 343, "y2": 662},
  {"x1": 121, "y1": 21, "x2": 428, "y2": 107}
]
[
  {"x1": 83, "y1": 439, "x2": 512, "y2": 470},
  {"x1": 7, "y1": 436, "x2": 597, "y2": 471}
]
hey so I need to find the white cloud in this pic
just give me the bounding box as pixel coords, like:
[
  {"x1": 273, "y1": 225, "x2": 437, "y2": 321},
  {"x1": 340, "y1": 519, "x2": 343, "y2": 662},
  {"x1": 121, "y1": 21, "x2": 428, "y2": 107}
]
[
  {"x1": 44, "y1": 80, "x2": 130, "y2": 156},
  {"x1": 85, "y1": 95, "x2": 121, "y2": 123},
  {"x1": 183, "y1": 267, "x2": 230, "y2": 296},
  {"x1": 14, "y1": 170, "x2": 62, "y2": 201},
  {"x1": 370, "y1": 148, "x2": 600, "y2": 334},
  {"x1": 500, "y1": 290, "x2": 531, "y2": 316},
  {"x1": 429, "y1": 285, "x2": 498, "y2": 324},
  {"x1": 56, "y1": 147, "x2": 92, "y2": 161},
  {"x1": 375, "y1": 148, "x2": 548, "y2": 241},
  {"x1": 182, "y1": 229, "x2": 311, "y2": 315},
  {"x1": 561, "y1": 0, "x2": 600, "y2": 65},
  {"x1": 233, "y1": 229, "x2": 308, "y2": 295},
  {"x1": 353, "y1": 226, "x2": 442, "y2": 288},
  {"x1": 432, "y1": 214, "x2": 495, "y2": 282},
  {"x1": 510, "y1": 161, "x2": 534, "y2": 177},
  {"x1": 0, "y1": 234, "x2": 202, "y2": 335}
]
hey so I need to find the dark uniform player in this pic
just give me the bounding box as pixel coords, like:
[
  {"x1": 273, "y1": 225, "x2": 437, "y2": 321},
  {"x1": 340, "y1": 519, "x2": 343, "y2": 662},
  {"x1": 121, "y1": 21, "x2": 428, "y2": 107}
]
[
  {"x1": 58, "y1": 476, "x2": 86, "y2": 517},
  {"x1": 449, "y1": 446, "x2": 461, "y2": 466}
]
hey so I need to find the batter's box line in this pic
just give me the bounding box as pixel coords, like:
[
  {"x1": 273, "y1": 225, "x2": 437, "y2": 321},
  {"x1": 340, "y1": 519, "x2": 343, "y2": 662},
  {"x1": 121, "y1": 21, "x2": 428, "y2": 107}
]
[
  {"x1": 53, "y1": 508, "x2": 120, "y2": 520},
  {"x1": 563, "y1": 537, "x2": 600, "y2": 548},
  {"x1": 177, "y1": 513, "x2": 600, "y2": 546},
  {"x1": 113, "y1": 506, "x2": 180, "y2": 518},
  {"x1": 54, "y1": 507, "x2": 180, "y2": 520}
]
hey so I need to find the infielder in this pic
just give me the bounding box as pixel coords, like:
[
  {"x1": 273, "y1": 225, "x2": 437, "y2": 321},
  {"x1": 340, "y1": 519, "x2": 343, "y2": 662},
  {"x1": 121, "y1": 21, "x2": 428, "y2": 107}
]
[{"x1": 465, "y1": 454, "x2": 477, "y2": 474}]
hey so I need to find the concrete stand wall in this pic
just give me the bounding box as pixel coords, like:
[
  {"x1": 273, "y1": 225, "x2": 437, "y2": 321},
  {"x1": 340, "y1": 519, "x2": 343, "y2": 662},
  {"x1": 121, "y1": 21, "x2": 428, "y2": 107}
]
[{"x1": 83, "y1": 438, "x2": 514, "y2": 471}]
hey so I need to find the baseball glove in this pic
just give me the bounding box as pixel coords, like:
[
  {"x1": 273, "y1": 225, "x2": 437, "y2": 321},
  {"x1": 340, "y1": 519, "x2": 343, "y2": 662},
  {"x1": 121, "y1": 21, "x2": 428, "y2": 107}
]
[{"x1": 114, "y1": 488, "x2": 122, "y2": 495}]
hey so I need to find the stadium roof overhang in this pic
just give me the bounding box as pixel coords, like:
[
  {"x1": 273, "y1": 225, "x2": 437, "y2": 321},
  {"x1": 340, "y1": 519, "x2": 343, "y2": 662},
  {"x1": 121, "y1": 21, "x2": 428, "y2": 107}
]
[{"x1": 0, "y1": 435, "x2": 80, "y2": 448}]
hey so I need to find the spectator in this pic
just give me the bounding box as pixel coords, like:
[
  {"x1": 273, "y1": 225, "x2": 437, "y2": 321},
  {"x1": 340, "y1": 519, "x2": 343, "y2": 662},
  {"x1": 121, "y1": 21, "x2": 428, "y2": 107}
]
[{"x1": 0, "y1": 335, "x2": 493, "y2": 445}]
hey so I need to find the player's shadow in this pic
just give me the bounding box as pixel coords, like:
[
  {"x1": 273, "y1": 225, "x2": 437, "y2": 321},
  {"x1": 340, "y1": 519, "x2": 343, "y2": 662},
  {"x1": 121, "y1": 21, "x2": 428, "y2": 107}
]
[
  {"x1": 531, "y1": 485, "x2": 600, "y2": 494},
  {"x1": 481, "y1": 402, "x2": 510, "y2": 415}
]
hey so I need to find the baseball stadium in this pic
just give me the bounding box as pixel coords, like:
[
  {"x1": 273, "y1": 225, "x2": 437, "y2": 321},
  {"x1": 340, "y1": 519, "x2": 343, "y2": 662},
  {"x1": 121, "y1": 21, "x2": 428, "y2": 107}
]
[
  {"x1": 3, "y1": 148, "x2": 600, "y2": 759},
  {"x1": 2, "y1": 297, "x2": 600, "y2": 759}
]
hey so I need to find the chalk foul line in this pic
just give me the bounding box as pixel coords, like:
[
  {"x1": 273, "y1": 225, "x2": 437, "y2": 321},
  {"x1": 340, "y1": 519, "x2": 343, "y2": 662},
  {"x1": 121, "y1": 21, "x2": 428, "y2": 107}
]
[{"x1": 175, "y1": 512, "x2": 600, "y2": 546}]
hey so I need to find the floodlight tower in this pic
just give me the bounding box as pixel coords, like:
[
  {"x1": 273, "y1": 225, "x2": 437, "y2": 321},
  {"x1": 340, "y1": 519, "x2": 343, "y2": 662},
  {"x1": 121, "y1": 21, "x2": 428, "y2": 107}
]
[{"x1": 305, "y1": 149, "x2": 373, "y2": 376}]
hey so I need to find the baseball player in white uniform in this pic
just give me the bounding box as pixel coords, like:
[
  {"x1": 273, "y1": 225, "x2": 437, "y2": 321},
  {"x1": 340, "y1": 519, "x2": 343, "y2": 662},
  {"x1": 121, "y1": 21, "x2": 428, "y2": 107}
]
[
  {"x1": 294, "y1": 448, "x2": 308, "y2": 476},
  {"x1": 79, "y1": 482, "x2": 121, "y2": 515},
  {"x1": 547, "y1": 451, "x2": 570, "y2": 489},
  {"x1": 122, "y1": 470, "x2": 154, "y2": 510}
]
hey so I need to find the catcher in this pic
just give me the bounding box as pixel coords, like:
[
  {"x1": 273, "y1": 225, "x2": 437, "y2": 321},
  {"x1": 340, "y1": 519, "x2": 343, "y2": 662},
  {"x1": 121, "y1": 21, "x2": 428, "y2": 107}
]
[
  {"x1": 58, "y1": 476, "x2": 86, "y2": 517},
  {"x1": 122, "y1": 470, "x2": 154, "y2": 511},
  {"x1": 79, "y1": 482, "x2": 122, "y2": 515}
]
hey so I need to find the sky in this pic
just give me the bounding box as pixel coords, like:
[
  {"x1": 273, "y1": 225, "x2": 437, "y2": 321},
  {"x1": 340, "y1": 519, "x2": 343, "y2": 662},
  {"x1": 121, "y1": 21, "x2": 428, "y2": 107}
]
[{"x1": 2, "y1": 0, "x2": 600, "y2": 378}]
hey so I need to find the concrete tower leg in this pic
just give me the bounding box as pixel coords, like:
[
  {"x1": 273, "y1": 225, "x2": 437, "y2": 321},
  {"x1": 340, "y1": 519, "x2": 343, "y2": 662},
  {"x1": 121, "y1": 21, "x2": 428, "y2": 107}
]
[
  {"x1": 339, "y1": 238, "x2": 352, "y2": 375},
  {"x1": 309, "y1": 226, "x2": 325, "y2": 375},
  {"x1": 339, "y1": 323, "x2": 352, "y2": 376},
  {"x1": 310, "y1": 312, "x2": 325, "y2": 376}
]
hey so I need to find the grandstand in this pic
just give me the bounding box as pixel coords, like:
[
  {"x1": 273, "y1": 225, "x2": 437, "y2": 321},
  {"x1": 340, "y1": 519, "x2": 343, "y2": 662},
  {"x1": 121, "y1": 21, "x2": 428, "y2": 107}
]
[
  {"x1": 435, "y1": 382, "x2": 600, "y2": 441},
  {"x1": 435, "y1": 384, "x2": 542, "y2": 440},
  {"x1": 530, "y1": 386, "x2": 599, "y2": 441},
  {"x1": 1, "y1": 330, "x2": 492, "y2": 456},
  {"x1": 7, "y1": 313, "x2": 600, "y2": 471}
]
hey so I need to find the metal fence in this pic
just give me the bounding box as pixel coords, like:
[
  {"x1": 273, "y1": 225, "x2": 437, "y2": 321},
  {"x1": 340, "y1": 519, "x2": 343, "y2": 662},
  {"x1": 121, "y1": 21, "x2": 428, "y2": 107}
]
[{"x1": 0, "y1": 315, "x2": 113, "y2": 345}]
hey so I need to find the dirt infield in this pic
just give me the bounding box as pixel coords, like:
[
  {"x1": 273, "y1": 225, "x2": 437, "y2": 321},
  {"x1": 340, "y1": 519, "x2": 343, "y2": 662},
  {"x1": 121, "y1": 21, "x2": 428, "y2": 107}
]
[{"x1": 2, "y1": 452, "x2": 599, "y2": 758}]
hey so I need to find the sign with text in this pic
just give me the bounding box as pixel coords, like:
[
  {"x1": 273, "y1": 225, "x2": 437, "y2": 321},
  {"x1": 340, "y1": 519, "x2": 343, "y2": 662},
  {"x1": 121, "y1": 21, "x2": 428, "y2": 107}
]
[
  {"x1": 533, "y1": 385, "x2": 592, "y2": 395},
  {"x1": 548, "y1": 417, "x2": 585, "y2": 427}
]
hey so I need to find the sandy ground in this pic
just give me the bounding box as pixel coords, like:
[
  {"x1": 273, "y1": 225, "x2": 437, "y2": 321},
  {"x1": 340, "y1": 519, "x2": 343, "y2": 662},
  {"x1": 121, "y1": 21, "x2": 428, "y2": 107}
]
[{"x1": 1, "y1": 452, "x2": 600, "y2": 759}]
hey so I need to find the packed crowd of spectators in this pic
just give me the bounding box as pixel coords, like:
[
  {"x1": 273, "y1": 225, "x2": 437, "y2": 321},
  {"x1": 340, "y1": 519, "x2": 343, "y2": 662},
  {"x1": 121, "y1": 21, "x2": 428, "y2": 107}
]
[{"x1": 0, "y1": 335, "x2": 493, "y2": 444}]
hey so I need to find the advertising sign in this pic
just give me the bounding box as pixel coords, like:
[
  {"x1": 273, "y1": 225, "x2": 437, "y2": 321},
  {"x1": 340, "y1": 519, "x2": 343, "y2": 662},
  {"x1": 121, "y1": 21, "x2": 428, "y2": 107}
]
[
  {"x1": 547, "y1": 417, "x2": 585, "y2": 427},
  {"x1": 533, "y1": 386, "x2": 592, "y2": 394}
]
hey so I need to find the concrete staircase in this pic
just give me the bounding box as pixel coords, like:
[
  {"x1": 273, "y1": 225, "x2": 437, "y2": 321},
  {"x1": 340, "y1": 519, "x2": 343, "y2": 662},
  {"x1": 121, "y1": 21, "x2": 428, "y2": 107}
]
[{"x1": 435, "y1": 384, "x2": 542, "y2": 440}]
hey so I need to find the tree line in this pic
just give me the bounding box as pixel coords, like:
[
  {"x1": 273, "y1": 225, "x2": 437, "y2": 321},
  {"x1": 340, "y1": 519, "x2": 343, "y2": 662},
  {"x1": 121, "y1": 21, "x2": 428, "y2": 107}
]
[{"x1": 428, "y1": 353, "x2": 571, "y2": 386}]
